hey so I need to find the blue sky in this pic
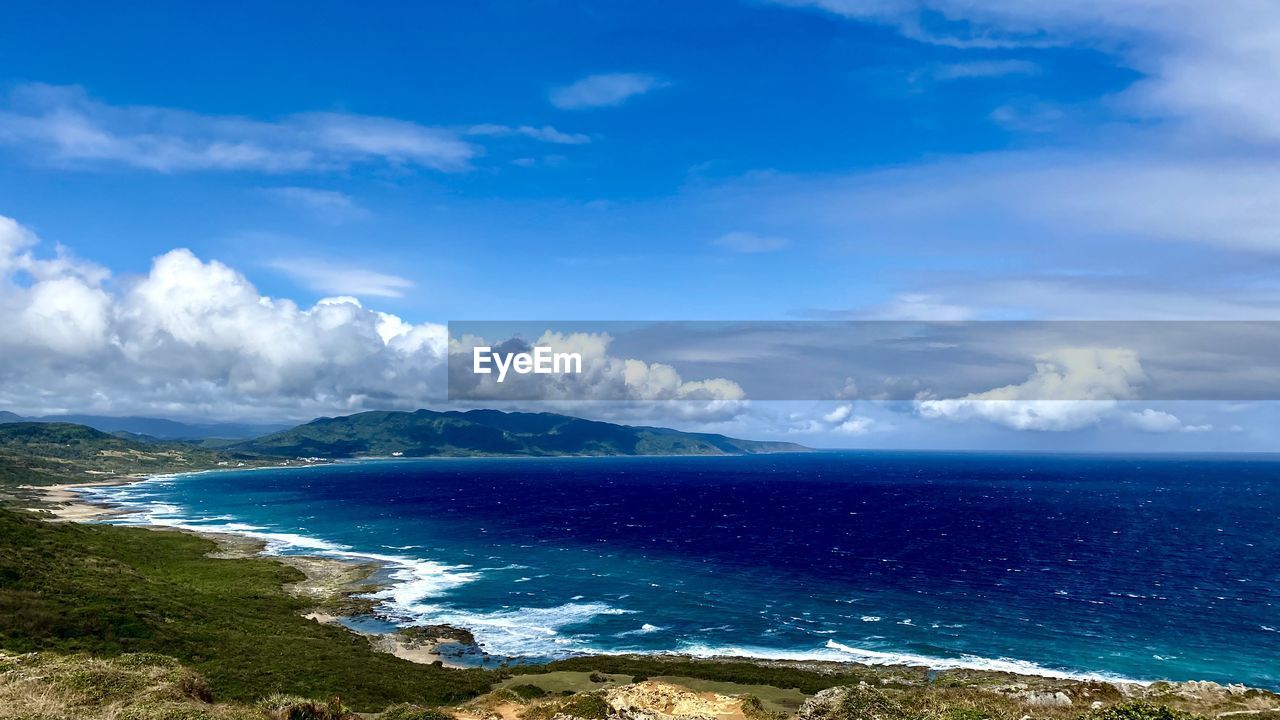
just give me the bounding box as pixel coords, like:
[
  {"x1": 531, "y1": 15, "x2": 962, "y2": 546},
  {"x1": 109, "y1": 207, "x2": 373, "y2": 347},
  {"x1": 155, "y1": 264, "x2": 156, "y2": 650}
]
[
  {"x1": 0, "y1": 0, "x2": 1140, "y2": 318},
  {"x1": 2, "y1": 0, "x2": 1279, "y2": 448}
]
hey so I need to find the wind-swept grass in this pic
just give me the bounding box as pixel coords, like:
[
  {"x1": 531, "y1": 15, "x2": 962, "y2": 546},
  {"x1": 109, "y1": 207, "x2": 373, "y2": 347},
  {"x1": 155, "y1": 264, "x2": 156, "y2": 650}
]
[{"x1": 0, "y1": 506, "x2": 491, "y2": 711}]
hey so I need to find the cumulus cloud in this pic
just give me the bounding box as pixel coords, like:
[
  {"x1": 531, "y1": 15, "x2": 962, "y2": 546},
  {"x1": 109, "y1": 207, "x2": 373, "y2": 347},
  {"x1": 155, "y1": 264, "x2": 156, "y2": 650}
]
[
  {"x1": 916, "y1": 347, "x2": 1146, "y2": 431},
  {"x1": 550, "y1": 73, "x2": 667, "y2": 110},
  {"x1": 787, "y1": 403, "x2": 877, "y2": 436},
  {"x1": 447, "y1": 330, "x2": 747, "y2": 421},
  {"x1": 0, "y1": 84, "x2": 588, "y2": 174},
  {"x1": 451, "y1": 330, "x2": 747, "y2": 402},
  {"x1": 0, "y1": 217, "x2": 753, "y2": 422},
  {"x1": 0, "y1": 215, "x2": 447, "y2": 419},
  {"x1": 712, "y1": 231, "x2": 790, "y2": 254}
]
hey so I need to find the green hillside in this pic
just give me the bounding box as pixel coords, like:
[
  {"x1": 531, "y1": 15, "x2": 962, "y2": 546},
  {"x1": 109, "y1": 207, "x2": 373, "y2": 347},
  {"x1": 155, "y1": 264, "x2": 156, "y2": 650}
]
[
  {"x1": 0, "y1": 422, "x2": 267, "y2": 489},
  {"x1": 232, "y1": 409, "x2": 808, "y2": 458}
]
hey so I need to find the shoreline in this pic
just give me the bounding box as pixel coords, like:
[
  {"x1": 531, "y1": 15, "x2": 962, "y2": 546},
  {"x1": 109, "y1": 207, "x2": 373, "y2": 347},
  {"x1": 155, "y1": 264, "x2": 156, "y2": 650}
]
[
  {"x1": 19, "y1": 473, "x2": 1276, "y2": 696},
  {"x1": 25, "y1": 477, "x2": 478, "y2": 669}
]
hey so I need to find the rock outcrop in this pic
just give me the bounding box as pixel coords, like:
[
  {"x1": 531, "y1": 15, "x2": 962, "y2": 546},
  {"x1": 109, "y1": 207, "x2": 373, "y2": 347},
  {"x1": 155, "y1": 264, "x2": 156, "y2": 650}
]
[{"x1": 604, "y1": 681, "x2": 742, "y2": 720}]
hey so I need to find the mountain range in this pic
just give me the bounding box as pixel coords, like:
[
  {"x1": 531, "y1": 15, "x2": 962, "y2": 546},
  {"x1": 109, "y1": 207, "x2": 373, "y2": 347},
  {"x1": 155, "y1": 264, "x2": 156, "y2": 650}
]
[
  {"x1": 231, "y1": 409, "x2": 807, "y2": 457},
  {"x1": 0, "y1": 411, "x2": 288, "y2": 440},
  {"x1": 0, "y1": 409, "x2": 808, "y2": 464}
]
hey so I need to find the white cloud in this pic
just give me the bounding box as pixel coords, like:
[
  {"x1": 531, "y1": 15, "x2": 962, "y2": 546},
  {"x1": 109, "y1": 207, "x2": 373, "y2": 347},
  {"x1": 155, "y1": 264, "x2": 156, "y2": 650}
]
[
  {"x1": 916, "y1": 347, "x2": 1146, "y2": 431},
  {"x1": 262, "y1": 187, "x2": 369, "y2": 223},
  {"x1": 1126, "y1": 408, "x2": 1212, "y2": 433},
  {"x1": 0, "y1": 215, "x2": 447, "y2": 419},
  {"x1": 712, "y1": 231, "x2": 790, "y2": 254},
  {"x1": 467, "y1": 124, "x2": 591, "y2": 145},
  {"x1": 772, "y1": 1, "x2": 1280, "y2": 146},
  {"x1": 859, "y1": 293, "x2": 975, "y2": 321},
  {"x1": 0, "y1": 218, "x2": 752, "y2": 422},
  {"x1": 550, "y1": 73, "x2": 667, "y2": 110},
  {"x1": 266, "y1": 258, "x2": 415, "y2": 298},
  {"x1": 823, "y1": 404, "x2": 853, "y2": 423},
  {"x1": 787, "y1": 403, "x2": 877, "y2": 436},
  {"x1": 0, "y1": 84, "x2": 588, "y2": 174},
  {"x1": 450, "y1": 329, "x2": 746, "y2": 406},
  {"x1": 700, "y1": 149, "x2": 1280, "y2": 259},
  {"x1": 834, "y1": 415, "x2": 875, "y2": 435},
  {"x1": 922, "y1": 60, "x2": 1040, "y2": 82}
]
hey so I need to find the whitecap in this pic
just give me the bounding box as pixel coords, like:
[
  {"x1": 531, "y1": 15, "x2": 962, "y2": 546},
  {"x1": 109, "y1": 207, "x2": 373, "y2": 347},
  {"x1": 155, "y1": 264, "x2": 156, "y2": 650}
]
[
  {"x1": 672, "y1": 641, "x2": 1148, "y2": 685},
  {"x1": 410, "y1": 602, "x2": 635, "y2": 658},
  {"x1": 617, "y1": 623, "x2": 665, "y2": 637}
]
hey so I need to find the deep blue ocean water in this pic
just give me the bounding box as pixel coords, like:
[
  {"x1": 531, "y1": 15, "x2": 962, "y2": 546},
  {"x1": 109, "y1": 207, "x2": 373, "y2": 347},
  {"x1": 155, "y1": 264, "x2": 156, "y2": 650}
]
[{"x1": 83, "y1": 452, "x2": 1279, "y2": 688}]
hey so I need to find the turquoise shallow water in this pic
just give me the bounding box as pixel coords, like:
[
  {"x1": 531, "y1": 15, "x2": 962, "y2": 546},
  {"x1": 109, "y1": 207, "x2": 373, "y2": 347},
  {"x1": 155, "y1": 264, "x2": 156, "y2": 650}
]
[{"x1": 83, "y1": 452, "x2": 1280, "y2": 687}]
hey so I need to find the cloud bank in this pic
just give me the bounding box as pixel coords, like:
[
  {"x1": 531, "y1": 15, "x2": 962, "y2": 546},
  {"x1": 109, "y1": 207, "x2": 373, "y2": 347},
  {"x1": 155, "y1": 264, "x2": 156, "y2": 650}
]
[
  {"x1": 0, "y1": 215, "x2": 447, "y2": 419},
  {"x1": 0, "y1": 216, "x2": 753, "y2": 423}
]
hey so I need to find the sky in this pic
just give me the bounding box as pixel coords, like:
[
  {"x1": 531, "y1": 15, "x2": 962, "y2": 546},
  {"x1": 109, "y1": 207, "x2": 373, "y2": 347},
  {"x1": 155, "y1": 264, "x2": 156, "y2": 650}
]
[{"x1": 2, "y1": 0, "x2": 1279, "y2": 450}]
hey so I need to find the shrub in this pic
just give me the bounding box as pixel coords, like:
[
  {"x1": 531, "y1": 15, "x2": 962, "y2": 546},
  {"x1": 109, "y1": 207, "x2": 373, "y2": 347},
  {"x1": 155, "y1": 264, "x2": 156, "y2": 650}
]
[
  {"x1": 802, "y1": 686, "x2": 912, "y2": 720},
  {"x1": 741, "y1": 694, "x2": 786, "y2": 720},
  {"x1": 380, "y1": 703, "x2": 456, "y2": 720},
  {"x1": 589, "y1": 672, "x2": 609, "y2": 683},
  {"x1": 509, "y1": 684, "x2": 549, "y2": 700},
  {"x1": 257, "y1": 693, "x2": 353, "y2": 720},
  {"x1": 558, "y1": 693, "x2": 611, "y2": 719},
  {"x1": 1082, "y1": 702, "x2": 1203, "y2": 720},
  {"x1": 524, "y1": 693, "x2": 611, "y2": 720}
]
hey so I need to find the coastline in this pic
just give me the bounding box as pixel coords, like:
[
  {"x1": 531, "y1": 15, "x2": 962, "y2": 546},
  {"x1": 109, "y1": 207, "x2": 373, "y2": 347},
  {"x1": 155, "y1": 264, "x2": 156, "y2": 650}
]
[
  {"x1": 25, "y1": 477, "x2": 478, "y2": 669},
  {"x1": 19, "y1": 471, "x2": 1280, "y2": 703}
]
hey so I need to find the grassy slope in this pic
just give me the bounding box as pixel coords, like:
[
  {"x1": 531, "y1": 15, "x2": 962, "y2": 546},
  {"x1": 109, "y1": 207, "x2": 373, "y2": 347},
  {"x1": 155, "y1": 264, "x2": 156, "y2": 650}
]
[
  {"x1": 0, "y1": 422, "x2": 268, "y2": 490},
  {"x1": 0, "y1": 506, "x2": 490, "y2": 711}
]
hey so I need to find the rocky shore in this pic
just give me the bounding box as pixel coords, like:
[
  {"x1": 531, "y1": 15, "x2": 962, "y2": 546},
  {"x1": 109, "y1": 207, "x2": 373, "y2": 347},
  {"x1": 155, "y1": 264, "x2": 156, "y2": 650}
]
[{"x1": 16, "y1": 480, "x2": 1280, "y2": 720}]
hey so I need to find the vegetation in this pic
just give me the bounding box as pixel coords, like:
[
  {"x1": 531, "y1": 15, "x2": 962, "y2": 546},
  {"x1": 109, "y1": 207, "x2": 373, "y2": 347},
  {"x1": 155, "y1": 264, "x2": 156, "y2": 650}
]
[
  {"x1": 231, "y1": 409, "x2": 808, "y2": 458},
  {"x1": 804, "y1": 685, "x2": 912, "y2": 720},
  {"x1": 1082, "y1": 702, "x2": 1205, "y2": 720},
  {"x1": 512, "y1": 655, "x2": 914, "y2": 694},
  {"x1": 0, "y1": 422, "x2": 269, "y2": 491},
  {"x1": 0, "y1": 411, "x2": 287, "y2": 441},
  {"x1": 379, "y1": 704, "x2": 456, "y2": 720},
  {"x1": 257, "y1": 694, "x2": 353, "y2": 720},
  {"x1": 1, "y1": 416, "x2": 1276, "y2": 720},
  {"x1": 521, "y1": 691, "x2": 611, "y2": 720},
  {"x1": 509, "y1": 683, "x2": 550, "y2": 700},
  {"x1": 0, "y1": 505, "x2": 490, "y2": 711},
  {"x1": 0, "y1": 651, "x2": 259, "y2": 720},
  {"x1": 743, "y1": 693, "x2": 790, "y2": 720}
]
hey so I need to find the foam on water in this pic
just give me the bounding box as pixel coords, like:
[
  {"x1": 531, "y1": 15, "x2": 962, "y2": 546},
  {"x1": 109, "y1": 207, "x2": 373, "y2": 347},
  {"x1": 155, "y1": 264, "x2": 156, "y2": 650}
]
[
  {"x1": 79, "y1": 481, "x2": 482, "y2": 613},
  {"x1": 403, "y1": 602, "x2": 635, "y2": 658},
  {"x1": 675, "y1": 641, "x2": 1149, "y2": 685},
  {"x1": 79, "y1": 479, "x2": 628, "y2": 661},
  {"x1": 74, "y1": 478, "x2": 1161, "y2": 680},
  {"x1": 74, "y1": 454, "x2": 1280, "y2": 690}
]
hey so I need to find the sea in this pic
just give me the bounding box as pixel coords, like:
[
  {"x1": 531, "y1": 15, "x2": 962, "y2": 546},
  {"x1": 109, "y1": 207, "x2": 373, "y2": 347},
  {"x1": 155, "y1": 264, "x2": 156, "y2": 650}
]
[{"x1": 79, "y1": 452, "x2": 1280, "y2": 689}]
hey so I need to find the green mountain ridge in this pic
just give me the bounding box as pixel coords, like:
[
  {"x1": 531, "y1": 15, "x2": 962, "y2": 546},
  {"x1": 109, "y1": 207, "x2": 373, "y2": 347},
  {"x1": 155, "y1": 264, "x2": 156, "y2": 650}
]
[
  {"x1": 231, "y1": 409, "x2": 809, "y2": 458},
  {"x1": 0, "y1": 411, "x2": 287, "y2": 440},
  {"x1": 0, "y1": 422, "x2": 270, "y2": 488}
]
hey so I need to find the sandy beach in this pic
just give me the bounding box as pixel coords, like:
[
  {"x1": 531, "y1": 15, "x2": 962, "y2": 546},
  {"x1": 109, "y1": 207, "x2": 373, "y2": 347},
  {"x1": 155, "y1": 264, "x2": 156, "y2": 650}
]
[
  {"x1": 22, "y1": 478, "x2": 474, "y2": 668},
  {"x1": 25, "y1": 479, "x2": 138, "y2": 522}
]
